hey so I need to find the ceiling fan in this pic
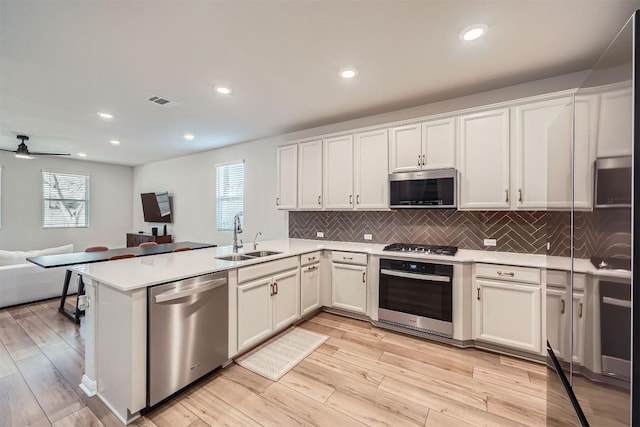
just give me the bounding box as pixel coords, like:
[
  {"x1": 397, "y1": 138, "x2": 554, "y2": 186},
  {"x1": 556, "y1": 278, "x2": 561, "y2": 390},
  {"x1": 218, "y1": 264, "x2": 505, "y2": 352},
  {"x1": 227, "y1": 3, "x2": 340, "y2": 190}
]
[{"x1": 0, "y1": 135, "x2": 71, "y2": 159}]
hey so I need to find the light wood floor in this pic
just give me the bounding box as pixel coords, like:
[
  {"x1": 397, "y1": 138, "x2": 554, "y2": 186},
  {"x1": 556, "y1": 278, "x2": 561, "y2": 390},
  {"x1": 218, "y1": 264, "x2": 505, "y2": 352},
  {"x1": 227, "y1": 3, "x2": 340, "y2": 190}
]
[{"x1": 0, "y1": 297, "x2": 553, "y2": 427}]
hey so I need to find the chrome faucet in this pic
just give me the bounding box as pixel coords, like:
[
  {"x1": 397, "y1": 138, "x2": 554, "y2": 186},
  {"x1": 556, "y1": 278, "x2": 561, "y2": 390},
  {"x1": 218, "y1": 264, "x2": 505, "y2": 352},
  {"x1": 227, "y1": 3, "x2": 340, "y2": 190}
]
[
  {"x1": 233, "y1": 214, "x2": 243, "y2": 252},
  {"x1": 253, "y1": 232, "x2": 262, "y2": 250}
]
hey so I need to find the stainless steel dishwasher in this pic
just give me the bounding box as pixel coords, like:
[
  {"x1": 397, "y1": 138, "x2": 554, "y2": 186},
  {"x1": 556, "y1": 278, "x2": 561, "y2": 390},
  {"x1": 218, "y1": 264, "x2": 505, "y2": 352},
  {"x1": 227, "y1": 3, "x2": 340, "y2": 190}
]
[{"x1": 147, "y1": 271, "x2": 228, "y2": 407}]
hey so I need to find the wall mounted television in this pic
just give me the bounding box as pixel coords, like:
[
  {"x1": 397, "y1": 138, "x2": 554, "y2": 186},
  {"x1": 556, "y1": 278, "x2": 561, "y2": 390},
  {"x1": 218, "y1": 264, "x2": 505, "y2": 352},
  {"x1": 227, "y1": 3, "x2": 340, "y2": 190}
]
[{"x1": 141, "y1": 192, "x2": 172, "y2": 223}]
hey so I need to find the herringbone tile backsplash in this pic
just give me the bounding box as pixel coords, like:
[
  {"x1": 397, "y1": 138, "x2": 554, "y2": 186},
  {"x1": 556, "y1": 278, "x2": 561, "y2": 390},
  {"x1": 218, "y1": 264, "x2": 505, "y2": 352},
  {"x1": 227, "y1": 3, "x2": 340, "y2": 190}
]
[{"x1": 289, "y1": 209, "x2": 631, "y2": 258}]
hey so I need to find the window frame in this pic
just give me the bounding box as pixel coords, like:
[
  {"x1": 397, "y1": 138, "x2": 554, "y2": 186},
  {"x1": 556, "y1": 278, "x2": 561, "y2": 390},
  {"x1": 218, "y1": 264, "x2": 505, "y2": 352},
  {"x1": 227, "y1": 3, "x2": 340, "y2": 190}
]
[
  {"x1": 42, "y1": 170, "x2": 91, "y2": 229},
  {"x1": 215, "y1": 160, "x2": 245, "y2": 232}
]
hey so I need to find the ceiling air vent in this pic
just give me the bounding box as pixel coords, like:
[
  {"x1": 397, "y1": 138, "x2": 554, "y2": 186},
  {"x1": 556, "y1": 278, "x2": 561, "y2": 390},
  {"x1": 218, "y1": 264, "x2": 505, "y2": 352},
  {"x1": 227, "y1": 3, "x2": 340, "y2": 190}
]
[{"x1": 147, "y1": 96, "x2": 178, "y2": 108}]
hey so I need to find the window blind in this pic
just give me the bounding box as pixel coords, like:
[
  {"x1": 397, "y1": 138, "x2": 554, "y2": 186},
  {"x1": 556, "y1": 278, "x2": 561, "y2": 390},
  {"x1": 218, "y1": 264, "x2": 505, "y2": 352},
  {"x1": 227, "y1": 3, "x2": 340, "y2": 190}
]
[
  {"x1": 42, "y1": 171, "x2": 89, "y2": 228},
  {"x1": 216, "y1": 161, "x2": 244, "y2": 232}
]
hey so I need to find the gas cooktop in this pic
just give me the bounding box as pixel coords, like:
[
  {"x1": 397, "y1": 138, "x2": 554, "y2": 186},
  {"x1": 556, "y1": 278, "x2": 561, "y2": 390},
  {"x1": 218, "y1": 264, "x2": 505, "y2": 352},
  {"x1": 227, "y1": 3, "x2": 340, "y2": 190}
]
[
  {"x1": 382, "y1": 243, "x2": 458, "y2": 256},
  {"x1": 590, "y1": 257, "x2": 631, "y2": 271}
]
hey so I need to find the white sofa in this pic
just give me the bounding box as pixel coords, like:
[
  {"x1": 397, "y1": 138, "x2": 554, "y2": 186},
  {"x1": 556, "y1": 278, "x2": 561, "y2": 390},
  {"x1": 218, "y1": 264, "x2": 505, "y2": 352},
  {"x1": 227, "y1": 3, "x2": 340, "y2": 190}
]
[{"x1": 0, "y1": 244, "x2": 76, "y2": 308}]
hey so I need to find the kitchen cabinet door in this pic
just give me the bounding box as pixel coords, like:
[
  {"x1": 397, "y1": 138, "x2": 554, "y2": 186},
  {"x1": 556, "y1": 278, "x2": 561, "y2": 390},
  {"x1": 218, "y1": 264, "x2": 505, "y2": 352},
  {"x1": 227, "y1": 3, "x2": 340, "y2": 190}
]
[
  {"x1": 389, "y1": 124, "x2": 422, "y2": 173},
  {"x1": 272, "y1": 268, "x2": 300, "y2": 331},
  {"x1": 514, "y1": 97, "x2": 573, "y2": 210},
  {"x1": 354, "y1": 129, "x2": 389, "y2": 209},
  {"x1": 323, "y1": 135, "x2": 354, "y2": 209},
  {"x1": 298, "y1": 139, "x2": 323, "y2": 210},
  {"x1": 301, "y1": 263, "x2": 321, "y2": 317},
  {"x1": 237, "y1": 277, "x2": 273, "y2": 351},
  {"x1": 422, "y1": 118, "x2": 456, "y2": 170},
  {"x1": 331, "y1": 263, "x2": 367, "y2": 314},
  {"x1": 572, "y1": 291, "x2": 585, "y2": 366},
  {"x1": 473, "y1": 278, "x2": 541, "y2": 353},
  {"x1": 546, "y1": 288, "x2": 568, "y2": 361},
  {"x1": 572, "y1": 94, "x2": 598, "y2": 210},
  {"x1": 276, "y1": 144, "x2": 297, "y2": 210},
  {"x1": 596, "y1": 86, "x2": 632, "y2": 157},
  {"x1": 458, "y1": 108, "x2": 511, "y2": 210}
]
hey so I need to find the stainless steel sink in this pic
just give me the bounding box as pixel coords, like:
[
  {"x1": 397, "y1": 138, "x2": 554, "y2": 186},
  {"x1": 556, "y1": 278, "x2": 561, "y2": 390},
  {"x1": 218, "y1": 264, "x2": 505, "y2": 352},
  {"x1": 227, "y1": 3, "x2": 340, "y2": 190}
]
[
  {"x1": 216, "y1": 254, "x2": 254, "y2": 262},
  {"x1": 244, "y1": 250, "x2": 282, "y2": 258}
]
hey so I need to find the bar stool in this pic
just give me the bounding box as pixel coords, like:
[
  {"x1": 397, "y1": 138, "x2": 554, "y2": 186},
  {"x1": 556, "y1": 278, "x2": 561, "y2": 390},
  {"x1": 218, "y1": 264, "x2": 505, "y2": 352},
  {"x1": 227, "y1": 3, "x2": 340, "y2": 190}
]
[
  {"x1": 173, "y1": 247, "x2": 191, "y2": 252},
  {"x1": 59, "y1": 246, "x2": 109, "y2": 323},
  {"x1": 139, "y1": 241, "x2": 158, "y2": 247}
]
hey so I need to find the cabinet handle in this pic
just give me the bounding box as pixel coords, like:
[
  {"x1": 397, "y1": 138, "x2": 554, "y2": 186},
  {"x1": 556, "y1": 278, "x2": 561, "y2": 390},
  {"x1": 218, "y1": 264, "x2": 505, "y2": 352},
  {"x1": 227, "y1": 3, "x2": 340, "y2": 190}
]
[
  {"x1": 497, "y1": 271, "x2": 514, "y2": 277},
  {"x1": 561, "y1": 298, "x2": 565, "y2": 314},
  {"x1": 477, "y1": 287, "x2": 481, "y2": 300},
  {"x1": 518, "y1": 189, "x2": 522, "y2": 203},
  {"x1": 356, "y1": 195, "x2": 360, "y2": 204},
  {"x1": 343, "y1": 256, "x2": 353, "y2": 260},
  {"x1": 274, "y1": 282, "x2": 278, "y2": 295},
  {"x1": 362, "y1": 271, "x2": 366, "y2": 283},
  {"x1": 422, "y1": 154, "x2": 426, "y2": 166},
  {"x1": 505, "y1": 189, "x2": 509, "y2": 203},
  {"x1": 308, "y1": 256, "x2": 316, "y2": 261},
  {"x1": 270, "y1": 283, "x2": 274, "y2": 296},
  {"x1": 276, "y1": 197, "x2": 280, "y2": 206},
  {"x1": 317, "y1": 196, "x2": 321, "y2": 205},
  {"x1": 418, "y1": 155, "x2": 421, "y2": 167},
  {"x1": 349, "y1": 194, "x2": 353, "y2": 204},
  {"x1": 579, "y1": 301, "x2": 583, "y2": 318},
  {"x1": 307, "y1": 265, "x2": 317, "y2": 271}
]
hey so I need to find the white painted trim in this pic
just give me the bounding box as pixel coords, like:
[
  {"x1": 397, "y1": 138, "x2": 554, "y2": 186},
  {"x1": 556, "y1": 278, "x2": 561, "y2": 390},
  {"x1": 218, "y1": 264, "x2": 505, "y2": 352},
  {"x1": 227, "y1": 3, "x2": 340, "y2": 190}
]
[
  {"x1": 97, "y1": 392, "x2": 140, "y2": 425},
  {"x1": 79, "y1": 375, "x2": 97, "y2": 397}
]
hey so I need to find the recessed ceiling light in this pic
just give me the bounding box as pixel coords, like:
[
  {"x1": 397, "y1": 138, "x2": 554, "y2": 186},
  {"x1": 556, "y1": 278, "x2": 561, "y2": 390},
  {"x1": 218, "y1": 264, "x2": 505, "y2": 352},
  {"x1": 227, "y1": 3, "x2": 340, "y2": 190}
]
[
  {"x1": 339, "y1": 67, "x2": 358, "y2": 79},
  {"x1": 215, "y1": 86, "x2": 232, "y2": 95},
  {"x1": 184, "y1": 133, "x2": 195, "y2": 140},
  {"x1": 97, "y1": 112, "x2": 114, "y2": 119},
  {"x1": 77, "y1": 152, "x2": 88, "y2": 157},
  {"x1": 109, "y1": 139, "x2": 121, "y2": 145},
  {"x1": 460, "y1": 24, "x2": 487, "y2": 41}
]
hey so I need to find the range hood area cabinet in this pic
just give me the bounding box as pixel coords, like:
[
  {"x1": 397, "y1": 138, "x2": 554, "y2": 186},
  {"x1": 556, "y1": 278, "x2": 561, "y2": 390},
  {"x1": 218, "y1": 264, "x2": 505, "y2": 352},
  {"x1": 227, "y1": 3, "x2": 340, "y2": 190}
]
[
  {"x1": 275, "y1": 129, "x2": 389, "y2": 211},
  {"x1": 388, "y1": 118, "x2": 456, "y2": 173}
]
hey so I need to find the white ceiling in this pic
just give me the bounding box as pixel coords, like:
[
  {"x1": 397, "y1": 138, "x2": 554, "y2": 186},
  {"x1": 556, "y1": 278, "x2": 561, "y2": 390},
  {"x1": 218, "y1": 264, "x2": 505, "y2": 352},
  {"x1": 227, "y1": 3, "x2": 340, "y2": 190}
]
[{"x1": 1, "y1": 0, "x2": 638, "y2": 166}]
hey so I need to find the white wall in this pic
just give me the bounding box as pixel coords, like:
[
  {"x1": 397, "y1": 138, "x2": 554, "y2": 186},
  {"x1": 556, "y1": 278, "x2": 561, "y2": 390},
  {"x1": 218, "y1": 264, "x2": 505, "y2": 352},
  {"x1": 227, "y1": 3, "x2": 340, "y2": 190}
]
[
  {"x1": 0, "y1": 154, "x2": 133, "y2": 251},
  {"x1": 133, "y1": 71, "x2": 589, "y2": 247}
]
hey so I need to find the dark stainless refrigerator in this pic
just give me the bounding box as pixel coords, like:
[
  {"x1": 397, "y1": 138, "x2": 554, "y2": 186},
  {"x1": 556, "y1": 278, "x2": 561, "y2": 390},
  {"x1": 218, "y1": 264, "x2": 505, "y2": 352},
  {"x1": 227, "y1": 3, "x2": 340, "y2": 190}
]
[{"x1": 545, "y1": 10, "x2": 638, "y2": 426}]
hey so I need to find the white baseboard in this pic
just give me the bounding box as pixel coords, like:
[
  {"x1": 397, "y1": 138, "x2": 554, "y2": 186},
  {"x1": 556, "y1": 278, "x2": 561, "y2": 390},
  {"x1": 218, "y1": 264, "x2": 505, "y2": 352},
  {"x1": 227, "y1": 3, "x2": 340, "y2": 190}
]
[{"x1": 79, "y1": 374, "x2": 97, "y2": 397}]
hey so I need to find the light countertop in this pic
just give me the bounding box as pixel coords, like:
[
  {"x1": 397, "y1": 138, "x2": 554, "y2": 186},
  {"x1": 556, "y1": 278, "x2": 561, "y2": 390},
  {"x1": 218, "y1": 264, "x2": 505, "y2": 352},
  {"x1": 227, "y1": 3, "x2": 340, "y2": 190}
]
[{"x1": 75, "y1": 238, "x2": 630, "y2": 292}]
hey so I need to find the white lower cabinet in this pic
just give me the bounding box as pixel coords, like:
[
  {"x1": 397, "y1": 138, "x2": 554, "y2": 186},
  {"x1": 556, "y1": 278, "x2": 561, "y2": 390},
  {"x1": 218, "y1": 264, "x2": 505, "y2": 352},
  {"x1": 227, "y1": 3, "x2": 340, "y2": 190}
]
[
  {"x1": 301, "y1": 262, "x2": 321, "y2": 316},
  {"x1": 237, "y1": 267, "x2": 300, "y2": 351},
  {"x1": 546, "y1": 278, "x2": 586, "y2": 365},
  {"x1": 331, "y1": 257, "x2": 367, "y2": 314},
  {"x1": 546, "y1": 287, "x2": 567, "y2": 360},
  {"x1": 473, "y1": 264, "x2": 542, "y2": 354}
]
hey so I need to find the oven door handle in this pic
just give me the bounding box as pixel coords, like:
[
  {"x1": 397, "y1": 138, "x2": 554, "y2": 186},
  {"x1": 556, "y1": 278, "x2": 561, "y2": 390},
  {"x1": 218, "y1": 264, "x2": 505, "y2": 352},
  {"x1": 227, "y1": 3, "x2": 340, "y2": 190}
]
[
  {"x1": 602, "y1": 296, "x2": 631, "y2": 308},
  {"x1": 380, "y1": 269, "x2": 451, "y2": 283}
]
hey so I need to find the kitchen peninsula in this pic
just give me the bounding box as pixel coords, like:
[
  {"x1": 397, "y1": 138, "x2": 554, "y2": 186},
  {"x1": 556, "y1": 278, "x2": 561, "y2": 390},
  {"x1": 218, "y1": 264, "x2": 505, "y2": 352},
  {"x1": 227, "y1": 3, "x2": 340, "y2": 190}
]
[{"x1": 76, "y1": 238, "x2": 628, "y2": 424}]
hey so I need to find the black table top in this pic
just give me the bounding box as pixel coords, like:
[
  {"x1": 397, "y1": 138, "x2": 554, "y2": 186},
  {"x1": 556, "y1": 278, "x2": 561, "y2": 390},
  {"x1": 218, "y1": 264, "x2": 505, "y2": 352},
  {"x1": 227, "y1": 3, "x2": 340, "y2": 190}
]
[{"x1": 27, "y1": 242, "x2": 216, "y2": 268}]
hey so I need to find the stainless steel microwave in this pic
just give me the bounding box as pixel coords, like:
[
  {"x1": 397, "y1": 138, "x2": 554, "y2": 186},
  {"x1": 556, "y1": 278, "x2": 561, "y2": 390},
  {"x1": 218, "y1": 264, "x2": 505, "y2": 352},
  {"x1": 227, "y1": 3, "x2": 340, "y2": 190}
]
[
  {"x1": 594, "y1": 156, "x2": 631, "y2": 208},
  {"x1": 389, "y1": 168, "x2": 457, "y2": 208}
]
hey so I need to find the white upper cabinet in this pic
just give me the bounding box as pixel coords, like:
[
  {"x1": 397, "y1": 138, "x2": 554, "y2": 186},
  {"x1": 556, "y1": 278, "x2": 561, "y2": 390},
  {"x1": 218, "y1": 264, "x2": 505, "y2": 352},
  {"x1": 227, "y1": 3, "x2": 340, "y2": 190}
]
[
  {"x1": 389, "y1": 124, "x2": 422, "y2": 173},
  {"x1": 354, "y1": 129, "x2": 389, "y2": 209},
  {"x1": 323, "y1": 135, "x2": 354, "y2": 209},
  {"x1": 276, "y1": 145, "x2": 297, "y2": 210},
  {"x1": 513, "y1": 96, "x2": 573, "y2": 210},
  {"x1": 298, "y1": 140, "x2": 323, "y2": 210},
  {"x1": 458, "y1": 108, "x2": 511, "y2": 210},
  {"x1": 596, "y1": 86, "x2": 632, "y2": 157},
  {"x1": 422, "y1": 118, "x2": 456, "y2": 170},
  {"x1": 389, "y1": 120, "x2": 455, "y2": 173},
  {"x1": 573, "y1": 94, "x2": 598, "y2": 210}
]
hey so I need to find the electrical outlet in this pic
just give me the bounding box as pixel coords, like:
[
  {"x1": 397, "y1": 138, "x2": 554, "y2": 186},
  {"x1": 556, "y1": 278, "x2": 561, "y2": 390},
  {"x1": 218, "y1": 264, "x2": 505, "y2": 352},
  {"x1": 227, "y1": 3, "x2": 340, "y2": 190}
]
[
  {"x1": 316, "y1": 231, "x2": 324, "y2": 238},
  {"x1": 484, "y1": 238, "x2": 496, "y2": 247},
  {"x1": 364, "y1": 234, "x2": 373, "y2": 240},
  {"x1": 547, "y1": 242, "x2": 551, "y2": 250}
]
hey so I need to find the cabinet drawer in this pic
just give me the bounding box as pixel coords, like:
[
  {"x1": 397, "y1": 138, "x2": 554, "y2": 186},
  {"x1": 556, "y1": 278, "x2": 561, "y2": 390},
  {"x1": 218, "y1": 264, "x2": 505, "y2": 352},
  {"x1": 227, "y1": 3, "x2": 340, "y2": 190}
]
[
  {"x1": 546, "y1": 270, "x2": 585, "y2": 291},
  {"x1": 301, "y1": 251, "x2": 322, "y2": 266},
  {"x1": 238, "y1": 257, "x2": 299, "y2": 284},
  {"x1": 475, "y1": 263, "x2": 540, "y2": 284},
  {"x1": 331, "y1": 251, "x2": 367, "y2": 265}
]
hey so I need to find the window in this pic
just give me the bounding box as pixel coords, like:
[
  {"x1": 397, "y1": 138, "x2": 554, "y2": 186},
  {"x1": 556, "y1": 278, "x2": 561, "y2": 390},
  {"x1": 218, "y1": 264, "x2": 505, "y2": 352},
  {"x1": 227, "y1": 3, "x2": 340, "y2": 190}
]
[
  {"x1": 216, "y1": 161, "x2": 244, "y2": 232},
  {"x1": 42, "y1": 171, "x2": 89, "y2": 228}
]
